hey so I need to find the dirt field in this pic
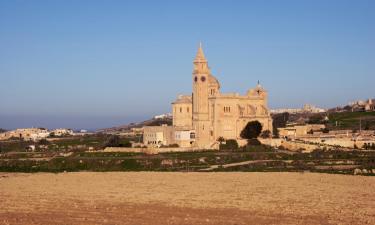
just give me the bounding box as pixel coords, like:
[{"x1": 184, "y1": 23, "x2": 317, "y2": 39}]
[{"x1": 0, "y1": 172, "x2": 374, "y2": 225}]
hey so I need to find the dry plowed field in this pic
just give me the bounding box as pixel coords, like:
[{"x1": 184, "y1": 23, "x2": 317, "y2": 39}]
[{"x1": 0, "y1": 172, "x2": 374, "y2": 224}]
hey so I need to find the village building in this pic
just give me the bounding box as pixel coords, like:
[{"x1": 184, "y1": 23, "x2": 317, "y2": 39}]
[
  {"x1": 0, "y1": 128, "x2": 50, "y2": 141},
  {"x1": 51, "y1": 128, "x2": 74, "y2": 137}
]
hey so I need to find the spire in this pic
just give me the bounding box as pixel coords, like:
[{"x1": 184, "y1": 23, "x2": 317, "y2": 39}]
[{"x1": 194, "y1": 42, "x2": 207, "y2": 62}]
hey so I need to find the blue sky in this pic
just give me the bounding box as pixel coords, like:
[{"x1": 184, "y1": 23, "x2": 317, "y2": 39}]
[{"x1": 0, "y1": 0, "x2": 374, "y2": 130}]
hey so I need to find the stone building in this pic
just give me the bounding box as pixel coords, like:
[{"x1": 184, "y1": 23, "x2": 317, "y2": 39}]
[
  {"x1": 278, "y1": 124, "x2": 326, "y2": 139},
  {"x1": 143, "y1": 125, "x2": 174, "y2": 147},
  {"x1": 172, "y1": 44, "x2": 272, "y2": 148}
]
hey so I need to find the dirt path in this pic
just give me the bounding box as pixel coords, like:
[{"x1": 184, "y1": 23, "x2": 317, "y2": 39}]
[
  {"x1": 200, "y1": 160, "x2": 279, "y2": 171},
  {"x1": 0, "y1": 172, "x2": 374, "y2": 224}
]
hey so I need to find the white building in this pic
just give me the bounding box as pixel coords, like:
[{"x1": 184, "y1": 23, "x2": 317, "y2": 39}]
[
  {"x1": 0, "y1": 128, "x2": 50, "y2": 141},
  {"x1": 51, "y1": 128, "x2": 74, "y2": 136},
  {"x1": 271, "y1": 104, "x2": 325, "y2": 114}
]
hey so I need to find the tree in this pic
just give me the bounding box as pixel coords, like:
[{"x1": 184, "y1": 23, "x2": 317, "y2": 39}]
[
  {"x1": 343, "y1": 105, "x2": 352, "y2": 111},
  {"x1": 240, "y1": 121, "x2": 262, "y2": 145},
  {"x1": 364, "y1": 122, "x2": 370, "y2": 130},
  {"x1": 272, "y1": 112, "x2": 289, "y2": 137},
  {"x1": 217, "y1": 136, "x2": 225, "y2": 145},
  {"x1": 321, "y1": 128, "x2": 330, "y2": 133},
  {"x1": 104, "y1": 135, "x2": 121, "y2": 147},
  {"x1": 260, "y1": 130, "x2": 271, "y2": 138},
  {"x1": 120, "y1": 139, "x2": 132, "y2": 147},
  {"x1": 38, "y1": 139, "x2": 49, "y2": 145},
  {"x1": 307, "y1": 114, "x2": 325, "y2": 124}
]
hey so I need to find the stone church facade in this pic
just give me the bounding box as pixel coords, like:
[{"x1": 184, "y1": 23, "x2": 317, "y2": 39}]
[{"x1": 172, "y1": 44, "x2": 273, "y2": 148}]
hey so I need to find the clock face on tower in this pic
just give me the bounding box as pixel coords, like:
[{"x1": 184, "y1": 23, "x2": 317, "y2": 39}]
[{"x1": 201, "y1": 76, "x2": 206, "y2": 82}]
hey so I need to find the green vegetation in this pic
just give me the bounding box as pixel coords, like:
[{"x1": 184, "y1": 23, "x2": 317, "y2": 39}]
[
  {"x1": 327, "y1": 111, "x2": 375, "y2": 130},
  {"x1": 260, "y1": 130, "x2": 271, "y2": 138},
  {"x1": 272, "y1": 112, "x2": 289, "y2": 137},
  {"x1": 1, "y1": 149, "x2": 374, "y2": 175},
  {"x1": 240, "y1": 121, "x2": 262, "y2": 145},
  {"x1": 219, "y1": 139, "x2": 239, "y2": 150},
  {"x1": 104, "y1": 135, "x2": 132, "y2": 147},
  {"x1": 1, "y1": 128, "x2": 375, "y2": 175},
  {"x1": 0, "y1": 134, "x2": 137, "y2": 153}
]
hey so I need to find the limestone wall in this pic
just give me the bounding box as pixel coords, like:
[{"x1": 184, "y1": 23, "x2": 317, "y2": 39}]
[{"x1": 103, "y1": 147, "x2": 214, "y2": 154}]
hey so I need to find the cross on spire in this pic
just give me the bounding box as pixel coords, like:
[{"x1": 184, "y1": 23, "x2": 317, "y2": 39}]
[{"x1": 194, "y1": 42, "x2": 207, "y2": 62}]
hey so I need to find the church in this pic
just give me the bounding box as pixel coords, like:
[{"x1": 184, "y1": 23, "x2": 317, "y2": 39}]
[{"x1": 171, "y1": 44, "x2": 273, "y2": 148}]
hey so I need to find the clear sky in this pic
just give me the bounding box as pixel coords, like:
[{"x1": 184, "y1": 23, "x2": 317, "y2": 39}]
[{"x1": 1, "y1": 0, "x2": 374, "y2": 130}]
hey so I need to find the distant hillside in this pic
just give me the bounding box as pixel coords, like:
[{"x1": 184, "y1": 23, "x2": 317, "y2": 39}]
[
  {"x1": 97, "y1": 117, "x2": 172, "y2": 133},
  {"x1": 272, "y1": 110, "x2": 375, "y2": 131},
  {"x1": 326, "y1": 111, "x2": 375, "y2": 131}
]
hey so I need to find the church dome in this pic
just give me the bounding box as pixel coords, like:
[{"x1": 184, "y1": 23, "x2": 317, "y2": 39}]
[{"x1": 208, "y1": 75, "x2": 221, "y2": 89}]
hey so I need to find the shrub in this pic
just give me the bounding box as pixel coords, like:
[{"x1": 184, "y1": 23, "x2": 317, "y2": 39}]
[
  {"x1": 38, "y1": 139, "x2": 50, "y2": 145},
  {"x1": 260, "y1": 130, "x2": 271, "y2": 138},
  {"x1": 247, "y1": 138, "x2": 261, "y2": 146},
  {"x1": 119, "y1": 139, "x2": 132, "y2": 147},
  {"x1": 219, "y1": 139, "x2": 239, "y2": 150},
  {"x1": 321, "y1": 128, "x2": 330, "y2": 133}
]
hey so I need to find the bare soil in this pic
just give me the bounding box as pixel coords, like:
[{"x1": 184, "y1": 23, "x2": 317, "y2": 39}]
[{"x1": 0, "y1": 172, "x2": 374, "y2": 225}]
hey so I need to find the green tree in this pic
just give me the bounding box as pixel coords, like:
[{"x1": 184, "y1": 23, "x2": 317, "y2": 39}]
[
  {"x1": 240, "y1": 121, "x2": 262, "y2": 145},
  {"x1": 260, "y1": 130, "x2": 271, "y2": 138},
  {"x1": 364, "y1": 122, "x2": 370, "y2": 130},
  {"x1": 217, "y1": 136, "x2": 225, "y2": 145},
  {"x1": 307, "y1": 114, "x2": 325, "y2": 124},
  {"x1": 321, "y1": 128, "x2": 330, "y2": 133},
  {"x1": 272, "y1": 112, "x2": 289, "y2": 137},
  {"x1": 120, "y1": 139, "x2": 132, "y2": 147},
  {"x1": 38, "y1": 139, "x2": 49, "y2": 145},
  {"x1": 104, "y1": 135, "x2": 121, "y2": 147}
]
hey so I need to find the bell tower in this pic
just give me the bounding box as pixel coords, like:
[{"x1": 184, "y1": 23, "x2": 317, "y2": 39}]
[{"x1": 192, "y1": 43, "x2": 211, "y2": 147}]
